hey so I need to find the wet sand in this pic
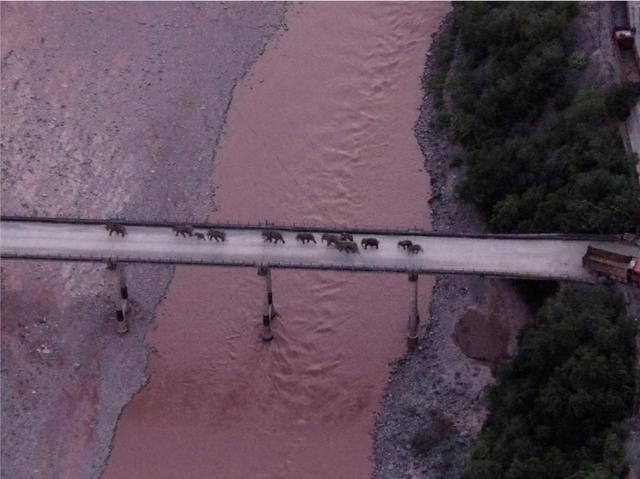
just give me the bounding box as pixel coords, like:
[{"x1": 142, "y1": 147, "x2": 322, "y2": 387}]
[{"x1": 103, "y1": 3, "x2": 449, "y2": 478}]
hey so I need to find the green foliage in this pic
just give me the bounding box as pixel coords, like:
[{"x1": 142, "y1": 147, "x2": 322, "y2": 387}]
[
  {"x1": 427, "y1": 13, "x2": 458, "y2": 102},
  {"x1": 427, "y1": 7, "x2": 639, "y2": 479},
  {"x1": 430, "y1": 110, "x2": 451, "y2": 131},
  {"x1": 451, "y1": 154, "x2": 464, "y2": 168},
  {"x1": 440, "y1": 2, "x2": 640, "y2": 234},
  {"x1": 605, "y1": 83, "x2": 640, "y2": 121},
  {"x1": 482, "y1": 88, "x2": 640, "y2": 234},
  {"x1": 568, "y1": 52, "x2": 588, "y2": 72},
  {"x1": 452, "y1": 2, "x2": 577, "y2": 139},
  {"x1": 462, "y1": 285, "x2": 636, "y2": 478},
  {"x1": 461, "y1": 459, "x2": 502, "y2": 479},
  {"x1": 427, "y1": 11, "x2": 459, "y2": 131}
]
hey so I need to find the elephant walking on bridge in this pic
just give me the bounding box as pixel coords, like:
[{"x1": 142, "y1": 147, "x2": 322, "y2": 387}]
[
  {"x1": 296, "y1": 233, "x2": 316, "y2": 244},
  {"x1": 106, "y1": 223, "x2": 127, "y2": 237},
  {"x1": 262, "y1": 230, "x2": 285, "y2": 244},
  {"x1": 322, "y1": 233, "x2": 340, "y2": 246},
  {"x1": 207, "y1": 229, "x2": 226, "y2": 242},
  {"x1": 173, "y1": 225, "x2": 194, "y2": 237},
  {"x1": 361, "y1": 238, "x2": 379, "y2": 249},
  {"x1": 336, "y1": 240, "x2": 358, "y2": 253}
]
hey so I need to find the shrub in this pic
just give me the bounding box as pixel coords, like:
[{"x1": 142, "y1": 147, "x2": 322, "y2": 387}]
[
  {"x1": 462, "y1": 285, "x2": 636, "y2": 478},
  {"x1": 451, "y1": 154, "x2": 464, "y2": 168},
  {"x1": 429, "y1": 7, "x2": 639, "y2": 478},
  {"x1": 426, "y1": 11, "x2": 459, "y2": 111},
  {"x1": 605, "y1": 83, "x2": 640, "y2": 121},
  {"x1": 430, "y1": 110, "x2": 451, "y2": 130},
  {"x1": 436, "y1": 3, "x2": 640, "y2": 235},
  {"x1": 568, "y1": 52, "x2": 588, "y2": 71}
]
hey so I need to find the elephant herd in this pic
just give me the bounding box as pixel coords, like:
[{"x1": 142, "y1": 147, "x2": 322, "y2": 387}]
[{"x1": 105, "y1": 223, "x2": 424, "y2": 254}]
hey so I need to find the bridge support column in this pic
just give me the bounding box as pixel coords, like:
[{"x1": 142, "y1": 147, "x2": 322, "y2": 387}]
[
  {"x1": 118, "y1": 263, "x2": 130, "y2": 314},
  {"x1": 107, "y1": 260, "x2": 129, "y2": 335},
  {"x1": 407, "y1": 273, "x2": 419, "y2": 350},
  {"x1": 258, "y1": 267, "x2": 274, "y2": 342}
]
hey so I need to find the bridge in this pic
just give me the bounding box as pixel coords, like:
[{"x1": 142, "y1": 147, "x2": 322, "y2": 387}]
[{"x1": 2, "y1": 217, "x2": 639, "y2": 342}]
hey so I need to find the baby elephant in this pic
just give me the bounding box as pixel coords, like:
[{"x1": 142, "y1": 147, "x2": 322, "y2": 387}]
[
  {"x1": 296, "y1": 233, "x2": 316, "y2": 244},
  {"x1": 408, "y1": 244, "x2": 423, "y2": 254},
  {"x1": 322, "y1": 233, "x2": 340, "y2": 246},
  {"x1": 340, "y1": 232, "x2": 354, "y2": 242},
  {"x1": 262, "y1": 230, "x2": 285, "y2": 244},
  {"x1": 173, "y1": 225, "x2": 194, "y2": 237},
  {"x1": 336, "y1": 240, "x2": 359, "y2": 253},
  {"x1": 207, "y1": 229, "x2": 226, "y2": 242},
  {"x1": 398, "y1": 240, "x2": 413, "y2": 250},
  {"x1": 194, "y1": 232, "x2": 206, "y2": 240},
  {"x1": 361, "y1": 238, "x2": 379, "y2": 250},
  {"x1": 106, "y1": 223, "x2": 127, "y2": 237}
]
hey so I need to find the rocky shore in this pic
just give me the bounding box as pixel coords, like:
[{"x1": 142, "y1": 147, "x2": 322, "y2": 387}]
[{"x1": 371, "y1": 14, "x2": 534, "y2": 479}]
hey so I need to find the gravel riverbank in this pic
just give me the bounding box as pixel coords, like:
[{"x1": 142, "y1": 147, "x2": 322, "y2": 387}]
[
  {"x1": 371, "y1": 14, "x2": 534, "y2": 479},
  {"x1": 0, "y1": 4, "x2": 286, "y2": 478}
]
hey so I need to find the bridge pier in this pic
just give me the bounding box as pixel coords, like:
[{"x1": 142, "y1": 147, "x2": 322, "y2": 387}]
[
  {"x1": 258, "y1": 266, "x2": 275, "y2": 342},
  {"x1": 107, "y1": 260, "x2": 129, "y2": 335},
  {"x1": 407, "y1": 273, "x2": 419, "y2": 350},
  {"x1": 118, "y1": 262, "x2": 129, "y2": 313}
]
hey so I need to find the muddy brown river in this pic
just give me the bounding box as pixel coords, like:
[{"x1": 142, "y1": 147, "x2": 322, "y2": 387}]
[{"x1": 103, "y1": 3, "x2": 450, "y2": 478}]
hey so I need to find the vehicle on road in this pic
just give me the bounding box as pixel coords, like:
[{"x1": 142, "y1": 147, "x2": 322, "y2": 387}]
[{"x1": 582, "y1": 246, "x2": 640, "y2": 285}]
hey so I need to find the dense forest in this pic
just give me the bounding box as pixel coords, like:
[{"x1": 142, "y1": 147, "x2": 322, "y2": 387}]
[
  {"x1": 426, "y1": 3, "x2": 639, "y2": 477},
  {"x1": 462, "y1": 286, "x2": 635, "y2": 478},
  {"x1": 433, "y1": 2, "x2": 640, "y2": 234}
]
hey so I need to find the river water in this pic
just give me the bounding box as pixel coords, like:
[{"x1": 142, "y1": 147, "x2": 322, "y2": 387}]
[{"x1": 103, "y1": 3, "x2": 450, "y2": 478}]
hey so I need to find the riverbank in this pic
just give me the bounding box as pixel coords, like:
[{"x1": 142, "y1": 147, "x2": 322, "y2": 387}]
[
  {"x1": 0, "y1": 4, "x2": 286, "y2": 478},
  {"x1": 372, "y1": 12, "x2": 534, "y2": 478},
  {"x1": 371, "y1": 3, "x2": 640, "y2": 478}
]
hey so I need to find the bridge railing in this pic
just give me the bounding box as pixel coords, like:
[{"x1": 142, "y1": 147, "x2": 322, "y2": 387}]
[
  {"x1": 0, "y1": 249, "x2": 592, "y2": 283},
  {"x1": 0, "y1": 215, "x2": 623, "y2": 242}
]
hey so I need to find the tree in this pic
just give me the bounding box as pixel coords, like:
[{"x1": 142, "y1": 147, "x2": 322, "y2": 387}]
[{"x1": 462, "y1": 285, "x2": 635, "y2": 478}]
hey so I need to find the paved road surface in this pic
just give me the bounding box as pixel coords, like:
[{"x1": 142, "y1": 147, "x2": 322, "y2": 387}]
[{"x1": 2, "y1": 220, "x2": 639, "y2": 281}]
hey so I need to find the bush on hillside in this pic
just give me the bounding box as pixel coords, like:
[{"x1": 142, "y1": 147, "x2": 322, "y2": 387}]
[
  {"x1": 426, "y1": 5, "x2": 640, "y2": 479},
  {"x1": 433, "y1": 2, "x2": 640, "y2": 234},
  {"x1": 461, "y1": 285, "x2": 636, "y2": 479},
  {"x1": 606, "y1": 83, "x2": 640, "y2": 121}
]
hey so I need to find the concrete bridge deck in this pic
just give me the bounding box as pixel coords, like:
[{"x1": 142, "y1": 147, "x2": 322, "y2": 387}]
[{"x1": 2, "y1": 218, "x2": 639, "y2": 282}]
